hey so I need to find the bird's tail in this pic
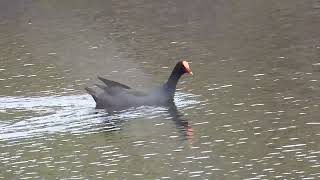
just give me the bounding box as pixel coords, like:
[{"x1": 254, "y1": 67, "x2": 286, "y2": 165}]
[{"x1": 85, "y1": 87, "x2": 98, "y2": 103}]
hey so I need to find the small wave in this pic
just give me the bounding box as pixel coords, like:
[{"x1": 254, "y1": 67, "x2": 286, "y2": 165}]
[{"x1": 0, "y1": 92, "x2": 200, "y2": 141}]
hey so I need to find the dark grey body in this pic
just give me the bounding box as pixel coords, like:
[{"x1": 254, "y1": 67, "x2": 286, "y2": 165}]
[
  {"x1": 87, "y1": 85, "x2": 172, "y2": 110},
  {"x1": 85, "y1": 61, "x2": 191, "y2": 110}
]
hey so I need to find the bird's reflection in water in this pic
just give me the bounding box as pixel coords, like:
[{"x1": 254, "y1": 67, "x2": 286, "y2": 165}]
[
  {"x1": 166, "y1": 102, "x2": 194, "y2": 144},
  {"x1": 94, "y1": 102, "x2": 194, "y2": 144}
]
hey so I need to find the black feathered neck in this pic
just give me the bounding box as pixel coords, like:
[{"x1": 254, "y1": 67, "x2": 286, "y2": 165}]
[{"x1": 163, "y1": 62, "x2": 186, "y2": 98}]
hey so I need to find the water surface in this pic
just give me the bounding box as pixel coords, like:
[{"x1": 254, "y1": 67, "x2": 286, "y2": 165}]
[{"x1": 1, "y1": 0, "x2": 320, "y2": 179}]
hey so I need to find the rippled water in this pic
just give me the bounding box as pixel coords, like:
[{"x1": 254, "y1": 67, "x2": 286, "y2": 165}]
[
  {"x1": 1, "y1": 0, "x2": 320, "y2": 179},
  {"x1": 0, "y1": 92, "x2": 199, "y2": 141}
]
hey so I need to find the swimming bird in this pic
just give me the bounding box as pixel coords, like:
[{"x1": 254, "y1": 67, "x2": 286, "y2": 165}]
[{"x1": 85, "y1": 60, "x2": 193, "y2": 110}]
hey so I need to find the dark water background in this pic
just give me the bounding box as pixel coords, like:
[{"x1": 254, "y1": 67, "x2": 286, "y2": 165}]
[{"x1": 1, "y1": 0, "x2": 320, "y2": 179}]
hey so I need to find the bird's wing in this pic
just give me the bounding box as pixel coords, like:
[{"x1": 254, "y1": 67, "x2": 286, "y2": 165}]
[
  {"x1": 125, "y1": 89, "x2": 149, "y2": 97},
  {"x1": 95, "y1": 83, "x2": 148, "y2": 97},
  {"x1": 98, "y1": 76, "x2": 131, "y2": 89}
]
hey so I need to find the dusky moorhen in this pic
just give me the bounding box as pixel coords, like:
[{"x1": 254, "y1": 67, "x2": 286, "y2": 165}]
[{"x1": 85, "y1": 60, "x2": 193, "y2": 110}]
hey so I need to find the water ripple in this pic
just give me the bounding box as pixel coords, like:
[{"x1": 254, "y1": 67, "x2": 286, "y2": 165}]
[{"x1": 0, "y1": 92, "x2": 200, "y2": 141}]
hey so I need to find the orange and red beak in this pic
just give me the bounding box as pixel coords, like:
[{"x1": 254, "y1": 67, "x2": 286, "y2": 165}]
[{"x1": 182, "y1": 60, "x2": 193, "y2": 75}]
